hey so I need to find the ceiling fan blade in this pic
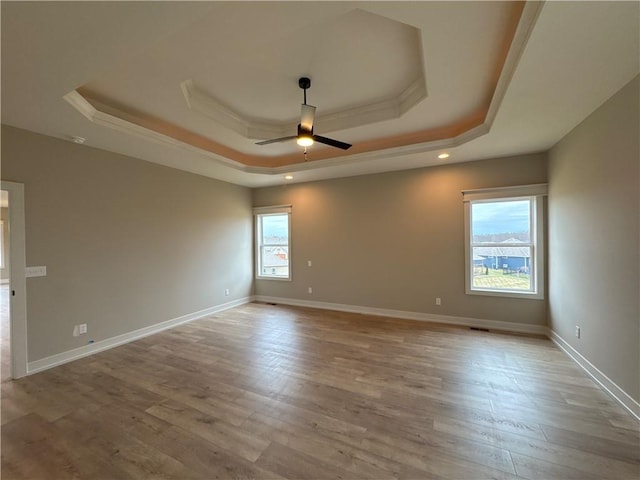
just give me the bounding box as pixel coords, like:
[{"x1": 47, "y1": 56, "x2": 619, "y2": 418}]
[
  {"x1": 313, "y1": 135, "x2": 352, "y2": 150},
  {"x1": 255, "y1": 135, "x2": 297, "y2": 146},
  {"x1": 300, "y1": 104, "x2": 316, "y2": 131}
]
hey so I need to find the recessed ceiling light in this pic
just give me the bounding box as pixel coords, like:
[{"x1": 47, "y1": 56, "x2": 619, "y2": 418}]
[
  {"x1": 438, "y1": 153, "x2": 450, "y2": 159},
  {"x1": 284, "y1": 175, "x2": 294, "y2": 180}
]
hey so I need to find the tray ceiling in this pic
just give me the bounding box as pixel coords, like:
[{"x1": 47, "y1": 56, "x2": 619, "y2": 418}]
[{"x1": 2, "y1": 1, "x2": 638, "y2": 186}]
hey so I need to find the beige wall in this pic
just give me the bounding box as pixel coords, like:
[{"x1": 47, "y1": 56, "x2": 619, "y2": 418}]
[
  {"x1": 548, "y1": 76, "x2": 639, "y2": 402},
  {"x1": 253, "y1": 153, "x2": 548, "y2": 326},
  {"x1": 1, "y1": 125, "x2": 254, "y2": 362}
]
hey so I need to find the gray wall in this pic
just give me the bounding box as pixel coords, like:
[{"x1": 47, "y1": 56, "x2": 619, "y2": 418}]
[
  {"x1": 548, "y1": 76, "x2": 639, "y2": 403},
  {"x1": 253, "y1": 153, "x2": 548, "y2": 327},
  {"x1": 1, "y1": 125, "x2": 254, "y2": 362}
]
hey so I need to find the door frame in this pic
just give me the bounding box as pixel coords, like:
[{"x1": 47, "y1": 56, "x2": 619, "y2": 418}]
[{"x1": 2, "y1": 181, "x2": 28, "y2": 378}]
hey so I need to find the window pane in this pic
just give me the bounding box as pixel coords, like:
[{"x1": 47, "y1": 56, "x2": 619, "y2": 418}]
[
  {"x1": 261, "y1": 246, "x2": 289, "y2": 277},
  {"x1": 472, "y1": 246, "x2": 532, "y2": 291},
  {"x1": 262, "y1": 214, "x2": 288, "y2": 245},
  {"x1": 257, "y1": 211, "x2": 290, "y2": 280},
  {"x1": 471, "y1": 200, "x2": 530, "y2": 243}
]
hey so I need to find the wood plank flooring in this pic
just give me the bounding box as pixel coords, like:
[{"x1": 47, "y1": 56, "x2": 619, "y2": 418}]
[{"x1": 2, "y1": 302, "x2": 639, "y2": 479}]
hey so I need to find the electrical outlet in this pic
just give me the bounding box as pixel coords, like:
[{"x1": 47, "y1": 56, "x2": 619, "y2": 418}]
[
  {"x1": 308, "y1": 287, "x2": 313, "y2": 294},
  {"x1": 435, "y1": 297, "x2": 441, "y2": 306},
  {"x1": 575, "y1": 325, "x2": 580, "y2": 338},
  {"x1": 307, "y1": 260, "x2": 312, "y2": 267},
  {"x1": 224, "y1": 288, "x2": 230, "y2": 296},
  {"x1": 79, "y1": 323, "x2": 87, "y2": 335}
]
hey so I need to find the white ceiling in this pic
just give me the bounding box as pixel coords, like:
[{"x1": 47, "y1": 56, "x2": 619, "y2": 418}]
[{"x1": 2, "y1": 1, "x2": 638, "y2": 188}]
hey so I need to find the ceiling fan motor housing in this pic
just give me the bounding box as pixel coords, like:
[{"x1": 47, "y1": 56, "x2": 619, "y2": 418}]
[
  {"x1": 298, "y1": 77, "x2": 311, "y2": 90},
  {"x1": 298, "y1": 124, "x2": 312, "y2": 136}
]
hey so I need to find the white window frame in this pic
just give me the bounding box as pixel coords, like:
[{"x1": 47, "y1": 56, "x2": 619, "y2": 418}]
[
  {"x1": 463, "y1": 184, "x2": 547, "y2": 299},
  {"x1": 0, "y1": 220, "x2": 4, "y2": 269},
  {"x1": 254, "y1": 205, "x2": 292, "y2": 281}
]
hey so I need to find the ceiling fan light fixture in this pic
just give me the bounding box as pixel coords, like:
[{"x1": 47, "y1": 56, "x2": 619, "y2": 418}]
[
  {"x1": 256, "y1": 77, "x2": 351, "y2": 151},
  {"x1": 297, "y1": 135, "x2": 314, "y2": 147}
]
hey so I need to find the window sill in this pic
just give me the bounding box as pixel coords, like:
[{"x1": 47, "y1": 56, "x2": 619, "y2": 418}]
[
  {"x1": 256, "y1": 276, "x2": 292, "y2": 282},
  {"x1": 466, "y1": 288, "x2": 544, "y2": 300}
]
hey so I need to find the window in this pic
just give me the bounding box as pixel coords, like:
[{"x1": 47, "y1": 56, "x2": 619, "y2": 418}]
[
  {"x1": 463, "y1": 185, "x2": 546, "y2": 299},
  {"x1": 254, "y1": 205, "x2": 292, "y2": 280}
]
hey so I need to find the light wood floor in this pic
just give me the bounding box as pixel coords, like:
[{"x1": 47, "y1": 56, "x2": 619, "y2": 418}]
[{"x1": 1, "y1": 302, "x2": 638, "y2": 479}]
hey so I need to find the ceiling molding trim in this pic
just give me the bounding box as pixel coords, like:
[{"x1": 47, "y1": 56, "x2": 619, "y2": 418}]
[
  {"x1": 64, "y1": 90, "x2": 251, "y2": 172},
  {"x1": 182, "y1": 76, "x2": 427, "y2": 140},
  {"x1": 312, "y1": 77, "x2": 427, "y2": 133},
  {"x1": 484, "y1": 1, "x2": 545, "y2": 126},
  {"x1": 312, "y1": 96, "x2": 401, "y2": 133},
  {"x1": 64, "y1": 87, "x2": 492, "y2": 176},
  {"x1": 399, "y1": 77, "x2": 428, "y2": 116},
  {"x1": 181, "y1": 80, "x2": 288, "y2": 140},
  {"x1": 264, "y1": 123, "x2": 492, "y2": 176},
  {"x1": 63, "y1": 90, "x2": 97, "y2": 121}
]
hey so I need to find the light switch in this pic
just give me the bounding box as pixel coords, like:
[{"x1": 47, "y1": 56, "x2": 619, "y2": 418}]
[{"x1": 25, "y1": 266, "x2": 47, "y2": 278}]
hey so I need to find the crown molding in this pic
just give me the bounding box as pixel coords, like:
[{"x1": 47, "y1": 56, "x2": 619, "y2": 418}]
[
  {"x1": 485, "y1": 1, "x2": 545, "y2": 126},
  {"x1": 64, "y1": 87, "x2": 490, "y2": 177},
  {"x1": 266, "y1": 122, "x2": 492, "y2": 175},
  {"x1": 181, "y1": 80, "x2": 289, "y2": 140},
  {"x1": 63, "y1": 91, "x2": 250, "y2": 171},
  {"x1": 181, "y1": 76, "x2": 427, "y2": 140}
]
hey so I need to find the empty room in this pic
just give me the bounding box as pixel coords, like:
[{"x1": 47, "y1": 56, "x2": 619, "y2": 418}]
[{"x1": 1, "y1": 1, "x2": 638, "y2": 479}]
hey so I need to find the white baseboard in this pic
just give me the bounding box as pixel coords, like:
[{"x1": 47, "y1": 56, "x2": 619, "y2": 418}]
[
  {"x1": 550, "y1": 330, "x2": 640, "y2": 421},
  {"x1": 253, "y1": 295, "x2": 548, "y2": 336},
  {"x1": 27, "y1": 296, "x2": 252, "y2": 375}
]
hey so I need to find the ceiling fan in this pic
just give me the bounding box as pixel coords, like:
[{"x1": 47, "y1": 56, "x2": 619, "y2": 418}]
[{"x1": 256, "y1": 77, "x2": 352, "y2": 151}]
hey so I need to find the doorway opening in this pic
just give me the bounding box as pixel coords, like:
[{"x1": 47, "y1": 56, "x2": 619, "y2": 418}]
[
  {"x1": 1, "y1": 181, "x2": 27, "y2": 379},
  {"x1": 1, "y1": 190, "x2": 10, "y2": 380}
]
